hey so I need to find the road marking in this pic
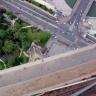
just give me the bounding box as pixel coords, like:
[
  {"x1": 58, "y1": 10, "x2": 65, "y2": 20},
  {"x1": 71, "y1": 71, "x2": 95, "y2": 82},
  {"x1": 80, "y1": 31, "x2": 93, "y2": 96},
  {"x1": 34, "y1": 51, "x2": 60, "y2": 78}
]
[
  {"x1": 3, "y1": 0, "x2": 58, "y2": 29},
  {"x1": 10, "y1": 0, "x2": 56, "y2": 22}
]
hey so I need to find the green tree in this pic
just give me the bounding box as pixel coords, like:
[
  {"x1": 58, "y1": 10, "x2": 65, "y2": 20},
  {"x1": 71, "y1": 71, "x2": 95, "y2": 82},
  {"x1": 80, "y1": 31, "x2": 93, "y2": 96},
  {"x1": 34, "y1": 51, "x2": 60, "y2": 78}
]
[
  {"x1": 6, "y1": 11, "x2": 16, "y2": 20},
  {"x1": 8, "y1": 56, "x2": 20, "y2": 67},
  {"x1": 0, "y1": 8, "x2": 6, "y2": 14},
  {"x1": 0, "y1": 61, "x2": 5, "y2": 70},
  {"x1": 22, "y1": 41, "x2": 31, "y2": 51},
  {"x1": 0, "y1": 29, "x2": 6, "y2": 39},
  {"x1": 13, "y1": 43, "x2": 20, "y2": 55},
  {"x1": 3, "y1": 40, "x2": 14, "y2": 53},
  {"x1": 19, "y1": 32, "x2": 27, "y2": 42},
  {"x1": 0, "y1": 40, "x2": 3, "y2": 56},
  {"x1": 15, "y1": 18, "x2": 22, "y2": 24},
  {"x1": 0, "y1": 14, "x2": 4, "y2": 23},
  {"x1": 42, "y1": 5, "x2": 48, "y2": 11},
  {"x1": 14, "y1": 23, "x2": 21, "y2": 29},
  {"x1": 14, "y1": 32, "x2": 20, "y2": 39},
  {"x1": 0, "y1": 24, "x2": 8, "y2": 30}
]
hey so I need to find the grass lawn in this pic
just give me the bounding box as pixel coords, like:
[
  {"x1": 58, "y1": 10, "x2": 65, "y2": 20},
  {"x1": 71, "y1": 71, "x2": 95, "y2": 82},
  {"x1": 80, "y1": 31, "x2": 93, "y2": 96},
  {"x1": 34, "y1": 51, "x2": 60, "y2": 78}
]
[{"x1": 27, "y1": 29, "x2": 51, "y2": 46}]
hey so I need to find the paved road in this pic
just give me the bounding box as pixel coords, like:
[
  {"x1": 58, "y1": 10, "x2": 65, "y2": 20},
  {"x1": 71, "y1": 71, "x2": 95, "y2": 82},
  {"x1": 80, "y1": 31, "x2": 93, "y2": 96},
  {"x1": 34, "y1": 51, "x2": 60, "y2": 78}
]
[
  {"x1": 67, "y1": 0, "x2": 90, "y2": 26},
  {"x1": 7, "y1": 0, "x2": 56, "y2": 24},
  {"x1": 11, "y1": 0, "x2": 56, "y2": 21},
  {"x1": 0, "y1": 0, "x2": 89, "y2": 48}
]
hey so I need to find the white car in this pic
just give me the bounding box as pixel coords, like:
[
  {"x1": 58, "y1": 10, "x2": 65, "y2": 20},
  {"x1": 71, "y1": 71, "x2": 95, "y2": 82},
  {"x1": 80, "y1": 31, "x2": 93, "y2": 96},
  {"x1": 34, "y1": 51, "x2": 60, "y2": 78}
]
[
  {"x1": 56, "y1": 20, "x2": 58, "y2": 22},
  {"x1": 72, "y1": 33, "x2": 74, "y2": 35},
  {"x1": 55, "y1": 36, "x2": 57, "y2": 38}
]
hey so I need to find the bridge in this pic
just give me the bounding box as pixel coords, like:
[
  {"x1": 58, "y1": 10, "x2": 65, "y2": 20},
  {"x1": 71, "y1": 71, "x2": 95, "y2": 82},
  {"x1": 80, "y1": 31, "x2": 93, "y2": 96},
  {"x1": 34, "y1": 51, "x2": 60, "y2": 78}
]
[{"x1": 67, "y1": 0, "x2": 94, "y2": 26}]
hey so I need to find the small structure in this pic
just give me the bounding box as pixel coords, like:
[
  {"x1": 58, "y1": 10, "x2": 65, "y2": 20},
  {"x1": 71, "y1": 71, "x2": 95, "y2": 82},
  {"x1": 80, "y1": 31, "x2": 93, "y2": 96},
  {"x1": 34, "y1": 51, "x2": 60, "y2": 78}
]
[
  {"x1": 54, "y1": 11, "x2": 62, "y2": 17},
  {"x1": 26, "y1": 43, "x2": 44, "y2": 62},
  {"x1": 86, "y1": 29, "x2": 96, "y2": 35},
  {"x1": 83, "y1": 29, "x2": 96, "y2": 38}
]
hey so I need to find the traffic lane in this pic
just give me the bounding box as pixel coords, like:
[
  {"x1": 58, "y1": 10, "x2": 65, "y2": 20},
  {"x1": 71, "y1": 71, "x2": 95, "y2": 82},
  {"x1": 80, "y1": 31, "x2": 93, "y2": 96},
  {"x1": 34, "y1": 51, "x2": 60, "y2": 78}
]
[
  {"x1": 5, "y1": 0, "x2": 57, "y2": 25},
  {"x1": 58, "y1": 30, "x2": 75, "y2": 43},
  {"x1": 76, "y1": 40, "x2": 88, "y2": 47},
  {"x1": 74, "y1": 0, "x2": 90, "y2": 26},
  {"x1": 0, "y1": 0, "x2": 86, "y2": 46},
  {"x1": 1, "y1": 0, "x2": 70, "y2": 44},
  {"x1": 67, "y1": 0, "x2": 90, "y2": 26},
  {"x1": 67, "y1": 0, "x2": 89, "y2": 24},
  {"x1": 67, "y1": 0, "x2": 85, "y2": 24},
  {"x1": 0, "y1": 1, "x2": 58, "y2": 31},
  {"x1": 14, "y1": 0, "x2": 56, "y2": 21},
  {"x1": 9, "y1": 0, "x2": 76, "y2": 43}
]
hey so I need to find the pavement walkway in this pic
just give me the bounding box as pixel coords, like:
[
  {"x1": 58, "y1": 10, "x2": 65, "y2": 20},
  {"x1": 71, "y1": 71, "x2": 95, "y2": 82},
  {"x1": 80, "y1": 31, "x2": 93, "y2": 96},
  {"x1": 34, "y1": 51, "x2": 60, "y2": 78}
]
[{"x1": 0, "y1": 44, "x2": 96, "y2": 88}]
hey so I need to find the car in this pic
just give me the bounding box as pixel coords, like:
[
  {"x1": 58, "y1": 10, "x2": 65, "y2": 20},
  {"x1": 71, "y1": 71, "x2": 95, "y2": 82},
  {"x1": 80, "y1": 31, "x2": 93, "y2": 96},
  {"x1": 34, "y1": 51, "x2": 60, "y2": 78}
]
[
  {"x1": 62, "y1": 31, "x2": 64, "y2": 33},
  {"x1": 55, "y1": 36, "x2": 57, "y2": 38},
  {"x1": 80, "y1": 14, "x2": 82, "y2": 16},
  {"x1": 72, "y1": 33, "x2": 74, "y2": 35}
]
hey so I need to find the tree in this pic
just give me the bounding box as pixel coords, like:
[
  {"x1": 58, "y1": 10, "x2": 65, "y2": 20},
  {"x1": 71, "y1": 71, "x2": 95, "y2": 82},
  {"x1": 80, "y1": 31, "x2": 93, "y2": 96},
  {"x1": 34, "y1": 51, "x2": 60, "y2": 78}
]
[
  {"x1": 0, "y1": 14, "x2": 4, "y2": 23},
  {"x1": 15, "y1": 18, "x2": 22, "y2": 24},
  {"x1": 0, "y1": 8, "x2": 6, "y2": 14},
  {"x1": 14, "y1": 32, "x2": 20, "y2": 39},
  {"x1": 0, "y1": 24, "x2": 8, "y2": 30},
  {"x1": 42, "y1": 5, "x2": 48, "y2": 11},
  {"x1": 0, "y1": 30, "x2": 6, "y2": 39},
  {"x1": 0, "y1": 61, "x2": 5, "y2": 70},
  {"x1": 8, "y1": 56, "x2": 20, "y2": 67},
  {"x1": 6, "y1": 11, "x2": 16, "y2": 20},
  {"x1": 0, "y1": 40, "x2": 3, "y2": 56},
  {"x1": 19, "y1": 32, "x2": 27, "y2": 42},
  {"x1": 22, "y1": 41, "x2": 31, "y2": 51},
  {"x1": 14, "y1": 23, "x2": 21, "y2": 29},
  {"x1": 3, "y1": 40, "x2": 14, "y2": 53},
  {"x1": 13, "y1": 43, "x2": 20, "y2": 55}
]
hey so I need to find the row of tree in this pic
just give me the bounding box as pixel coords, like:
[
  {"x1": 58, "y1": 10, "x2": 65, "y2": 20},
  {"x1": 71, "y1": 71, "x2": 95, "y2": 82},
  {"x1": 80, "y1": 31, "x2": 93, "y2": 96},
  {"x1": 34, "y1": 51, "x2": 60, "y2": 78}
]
[{"x1": 23, "y1": 0, "x2": 54, "y2": 14}]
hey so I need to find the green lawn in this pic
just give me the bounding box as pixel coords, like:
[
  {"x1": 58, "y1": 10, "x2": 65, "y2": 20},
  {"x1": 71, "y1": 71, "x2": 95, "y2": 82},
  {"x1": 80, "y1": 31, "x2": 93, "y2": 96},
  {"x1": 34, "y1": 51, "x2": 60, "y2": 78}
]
[{"x1": 27, "y1": 29, "x2": 51, "y2": 46}]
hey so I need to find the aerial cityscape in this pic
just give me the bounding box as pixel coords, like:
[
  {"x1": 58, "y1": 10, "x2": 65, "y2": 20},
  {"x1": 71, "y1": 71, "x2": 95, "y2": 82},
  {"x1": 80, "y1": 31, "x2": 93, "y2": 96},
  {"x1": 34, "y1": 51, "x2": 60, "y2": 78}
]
[{"x1": 0, "y1": 0, "x2": 96, "y2": 96}]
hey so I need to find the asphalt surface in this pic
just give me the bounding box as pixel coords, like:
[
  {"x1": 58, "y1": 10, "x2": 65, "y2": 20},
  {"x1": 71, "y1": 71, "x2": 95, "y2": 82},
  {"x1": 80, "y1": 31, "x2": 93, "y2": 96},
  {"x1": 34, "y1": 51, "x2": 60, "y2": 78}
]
[
  {"x1": 10, "y1": 0, "x2": 56, "y2": 21},
  {"x1": 7, "y1": 0, "x2": 56, "y2": 24},
  {"x1": 67, "y1": 0, "x2": 90, "y2": 26},
  {"x1": 0, "y1": 0, "x2": 90, "y2": 48}
]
